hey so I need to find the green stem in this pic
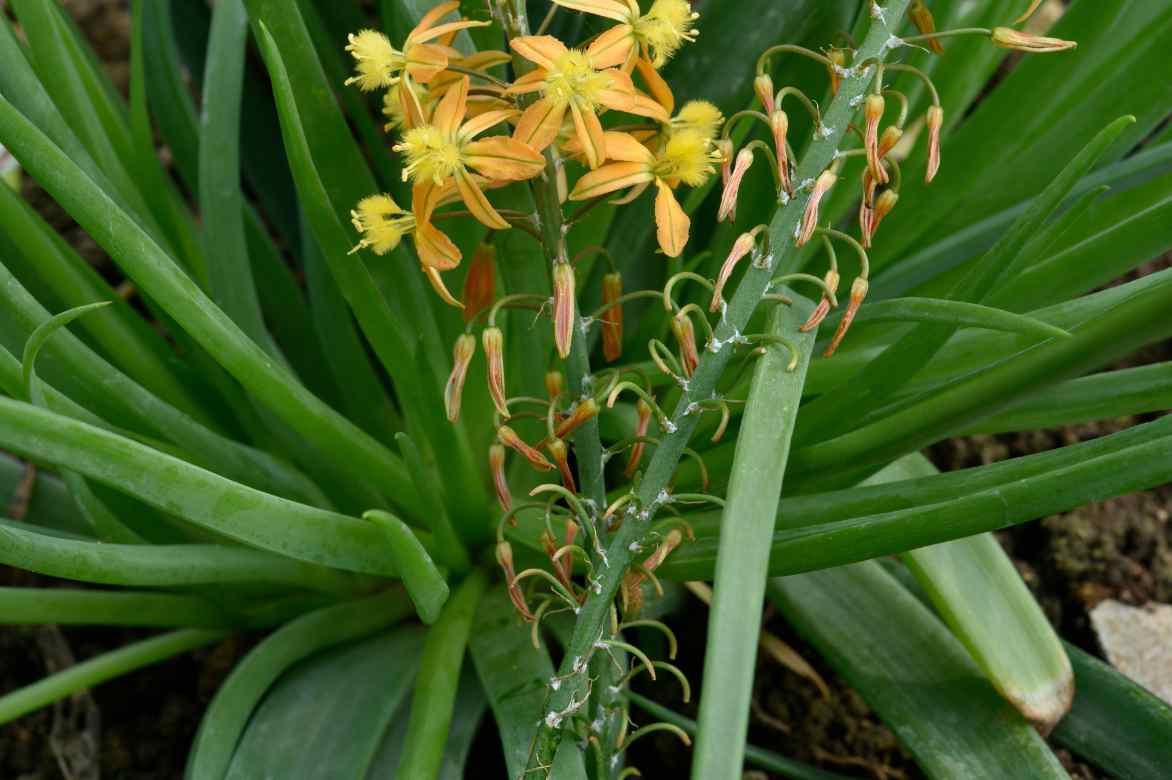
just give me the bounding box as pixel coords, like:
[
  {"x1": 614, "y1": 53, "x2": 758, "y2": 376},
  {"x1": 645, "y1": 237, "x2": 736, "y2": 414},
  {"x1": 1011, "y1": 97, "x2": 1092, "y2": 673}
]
[
  {"x1": 0, "y1": 628, "x2": 229, "y2": 724},
  {"x1": 522, "y1": 2, "x2": 914, "y2": 772}
]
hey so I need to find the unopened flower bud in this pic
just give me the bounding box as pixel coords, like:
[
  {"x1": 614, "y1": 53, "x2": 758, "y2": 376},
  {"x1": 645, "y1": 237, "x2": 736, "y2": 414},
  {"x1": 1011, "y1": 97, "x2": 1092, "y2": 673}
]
[
  {"x1": 717, "y1": 138, "x2": 734, "y2": 188},
  {"x1": 498, "y1": 425, "x2": 554, "y2": 471},
  {"x1": 796, "y1": 171, "x2": 836, "y2": 247},
  {"x1": 554, "y1": 398, "x2": 599, "y2": 439},
  {"x1": 671, "y1": 313, "x2": 700, "y2": 377},
  {"x1": 483, "y1": 327, "x2": 508, "y2": 417},
  {"x1": 444, "y1": 334, "x2": 476, "y2": 422},
  {"x1": 489, "y1": 443, "x2": 511, "y2": 512},
  {"x1": 859, "y1": 197, "x2": 876, "y2": 249},
  {"x1": 872, "y1": 189, "x2": 899, "y2": 234},
  {"x1": 711, "y1": 232, "x2": 756, "y2": 312},
  {"x1": 545, "y1": 370, "x2": 564, "y2": 401},
  {"x1": 552, "y1": 262, "x2": 575, "y2": 359},
  {"x1": 824, "y1": 277, "x2": 869, "y2": 357},
  {"x1": 799, "y1": 269, "x2": 838, "y2": 333},
  {"x1": 601, "y1": 272, "x2": 623, "y2": 363},
  {"x1": 718, "y1": 148, "x2": 754, "y2": 223},
  {"x1": 991, "y1": 27, "x2": 1077, "y2": 53},
  {"x1": 463, "y1": 243, "x2": 496, "y2": 323},
  {"x1": 625, "y1": 398, "x2": 653, "y2": 478},
  {"x1": 864, "y1": 94, "x2": 889, "y2": 185},
  {"x1": 909, "y1": 1, "x2": 944, "y2": 54},
  {"x1": 826, "y1": 48, "x2": 848, "y2": 95},
  {"x1": 547, "y1": 438, "x2": 576, "y2": 493},
  {"x1": 496, "y1": 540, "x2": 534, "y2": 620},
  {"x1": 878, "y1": 125, "x2": 903, "y2": 159},
  {"x1": 754, "y1": 72, "x2": 775, "y2": 114},
  {"x1": 770, "y1": 110, "x2": 792, "y2": 194},
  {"x1": 925, "y1": 105, "x2": 944, "y2": 183}
]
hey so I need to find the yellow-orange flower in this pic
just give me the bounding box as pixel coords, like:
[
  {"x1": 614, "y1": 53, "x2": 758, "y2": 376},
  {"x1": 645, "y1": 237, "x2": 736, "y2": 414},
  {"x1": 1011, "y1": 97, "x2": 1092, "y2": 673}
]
[
  {"x1": 344, "y1": 1, "x2": 489, "y2": 90},
  {"x1": 553, "y1": 0, "x2": 699, "y2": 69},
  {"x1": 393, "y1": 76, "x2": 543, "y2": 229},
  {"x1": 507, "y1": 36, "x2": 668, "y2": 169},
  {"x1": 569, "y1": 130, "x2": 718, "y2": 257}
]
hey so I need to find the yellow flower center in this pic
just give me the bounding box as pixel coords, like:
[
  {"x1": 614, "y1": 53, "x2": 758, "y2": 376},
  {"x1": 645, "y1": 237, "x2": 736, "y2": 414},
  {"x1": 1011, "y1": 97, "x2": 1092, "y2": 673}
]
[
  {"x1": 543, "y1": 50, "x2": 612, "y2": 112},
  {"x1": 345, "y1": 30, "x2": 406, "y2": 91},
  {"x1": 396, "y1": 125, "x2": 466, "y2": 185},
  {"x1": 633, "y1": 0, "x2": 698, "y2": 67},
  {"x1": 653, "y1": 130, "x2": 719, "y2": 187},
  {"x1": 350, "y1": 195, "x2": 416, "y2": 255},
  {"x1": 671, "y1": 100, "x2": 723, "y2": 142}
]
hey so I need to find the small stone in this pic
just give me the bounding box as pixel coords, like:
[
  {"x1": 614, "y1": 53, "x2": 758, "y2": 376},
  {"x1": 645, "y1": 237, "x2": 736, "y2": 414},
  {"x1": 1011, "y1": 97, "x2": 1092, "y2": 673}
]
[{"x1": 1090, "y1": 599, "x2": 1172, "y2": 705}]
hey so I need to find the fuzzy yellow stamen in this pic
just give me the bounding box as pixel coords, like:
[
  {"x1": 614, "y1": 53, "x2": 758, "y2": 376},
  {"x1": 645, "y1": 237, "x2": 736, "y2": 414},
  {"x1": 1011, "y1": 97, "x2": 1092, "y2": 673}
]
[
  {"x1": 654, "y1": 130, "x2": 720, "y2": 187},
  {"x1": 345, "y1": 30, "x2": 403, "y2": 91},
  {"x1": 671, "y1": 100, "x2": 723, "y2": 141},
  {"x1": 349, "y1": 194, "x2": 415, "y2": 254},
  {"x1": 396, "y1": 126, "x2": 466, "y2": 185},
  {"x1": 634, "y1": 0, "x2": 699, "y2": 67},
  {"x1": 544, "y1": 50, "x2": 614, "y2": 111}
]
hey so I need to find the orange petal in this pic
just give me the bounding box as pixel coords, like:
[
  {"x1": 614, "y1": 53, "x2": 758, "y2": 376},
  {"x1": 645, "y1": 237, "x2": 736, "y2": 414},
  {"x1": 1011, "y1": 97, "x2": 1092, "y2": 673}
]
[
  {"x1": 398, "y1": 78, "x2": 428, "y2": 130},
  {"x1": 464, "y1": 136, "x2": 546, "y2": 181},
  {"x1": 412, "y1": 182, "x2": 441, "y2": 222},
  {"x1": 570, "y1": 104, "x2": 607, "y2": 169},
  {"x1": 513, "y1": 98, "x2": 566, "y2": 152},
  {"x1": 405, "y1": 43, "x2": 451, "y2": 84},
  {"x1": 587, "y1": 24, "x2": 636, "y2": 69},
  {"x1": 413, "y1": 0, "x2": 460, "y2": 35},
  {"x1": 552, "y1": 0, "x2": 631, "y2": 22},
  {"x1": 459, "y1": 108, "x2": 518, "y2": 140},
  {"x1": 505, "y1": 69, "x2": 548, "y2": 96},
  {"x1": 410, "y1": 19, "x2": 492, "y2": 46},
  {"x1": 509, "y1": 35, "x2": 569, "y2": 69},
  {"x1": 654, "y1": 180, "x2": 689, "y2": 257},
  {"x1": 432, "y1": 75, "x2": 469, "y2": 136},
  {"x1": 456, "y1": 171, "x2": 510, "y2": 229},
  {"x1": 634, "y1": 57, "x2": 674, "y2": 114},
  {"x1": 603, "y1": 131, "x2": 655, "y2": 163},
  {"x1": 570, "y1": 162, "x2": 654, "y2": 200},
  {"x1": 414, "y1": 220, "x2": 463, "y2": 270},
  {"x1": 423, "y1": 265, "x2": 464, "y2": 308},
  {"x1": 598, "y1": 69, "x2": 669, "y2": 121},
  {"x1": 608, "y1": 179, "x2": 649, "y2": 205}
]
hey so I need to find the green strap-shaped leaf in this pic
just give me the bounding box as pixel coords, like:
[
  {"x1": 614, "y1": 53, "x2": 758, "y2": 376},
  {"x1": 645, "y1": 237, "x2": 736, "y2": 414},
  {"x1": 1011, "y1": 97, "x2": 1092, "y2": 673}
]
[
  {"x1": 0, "y1": 628, "x2": 229, "y2": 726},
  {"x1": 820, "y1": 297, "x2": 1070, "y2": 341},
  {"x1": 469, "y1": 591, "x2": 589, "y2": 780},
  {"x1": 692, "y1": 296, "x2": 817, "y2": 779},
  {"x1": 364, "y1": 510, "x2": 450, "y2": 624},
  {"x1": 768, "y1": 562, "x2": 1067, "y2": 779},
  {"x1": 396, "y1": 570, "x2": 486, "y2": 779},
  {"x1": 189, "y1": 590, "x2": 414, "y2": 780},
  {"x1": 875, "y1": 455, "x2": 1073, "y2": 732},
  {"x1": 0, "y1": 587, "x2": 228, "y2": 628},
  {"x1": 0, "y1": 90, "x2": 422, "y2": 517}
]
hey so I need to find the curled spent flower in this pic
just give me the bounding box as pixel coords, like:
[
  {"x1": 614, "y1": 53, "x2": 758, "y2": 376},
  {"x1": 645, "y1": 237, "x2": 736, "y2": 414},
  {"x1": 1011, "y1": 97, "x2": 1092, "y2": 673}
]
[
  {"x1": 800, "y1": 269, "x2": 838, "y2": 333},
  {"x1": 344, "y1": 3, "x2": 489, "y2": 90},
  {"x1": 490, "y1": 443, "x2": 511, "y2": 512},
  {"x1": 711, "y1": 232, "x2": 757, "y2": 312},
  {"x1": 498, "y1": 426, "x2": 555, "y2": 471},
  {"x1": 552, "y1": 263, "x2": 576, "y2": 358},
  {"x1": 463, "y1": 243, "x2": 496, "y2": 323},
  {"x1": 909, "y1": 1, "x2": 944, "y2": 54},
  {"x1": 991, "y1": 27, "x2": 1077, "y2": 53},
  {"x1": 671, "y1": 312, "x2": 700, "y2": 377},
  {"x1": 859, "y1": 197, "x2": 876, "y2": 249},
  {"x1": 863, "y1": 94, "x2": 889, "y2": 185},
  {"x1": 555, "y1": 398, "x2": 600, "y2": 439},
  {"x1": 625, "y1": 399, "x2": 653, "y2": 477},
  {"x1": 925, "y1": 105, "x2": 944, "y2": 183},
  {"x1": 796, "y1": 171, "x2": 836, "y2": 247},
  {"x1": 601, "y1": 272, "x2": 624, "y2": 362},
  {"x1": 395, "y1": 76, "x2": 542, "y2": 229},
  {"x1": 554, "y1": 0, "x2": 699, "y2": 69},
  {"x1": 547, "y1": 439, "x2": 577, "y2": 493},
  {"x1": 569, "y1": 130, "x2": 717, "y2": 256},
  {"x1": 445, "y1": 334, "x2": 476, "y2": 422},
  {"x1": 824, "y1": 277, "x2": 869, "y2": 357},
  {"x1": 496, "y1": 541, "x2": 534, "y2": 619},
  {"x1": 754, "y1": 73, "x2": 776, "y2": 114},
  {"x1": 508, "y1": 36, "x2": 668, "y2": 168},
  {"x1": 770, "y1": 110, "x2": 792, "y2": 195},
  {"x1": 717, "y1": 147, "x2": 754, "y2": 222},
  {"x1": 483, "y1": 326, "x2": 509, "y2": 417}
]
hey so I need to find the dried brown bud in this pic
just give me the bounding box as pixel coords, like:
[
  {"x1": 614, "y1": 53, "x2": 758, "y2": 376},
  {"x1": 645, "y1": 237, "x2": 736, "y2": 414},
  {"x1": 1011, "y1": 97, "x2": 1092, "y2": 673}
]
[
  {"x1": 489, "y1": 443, "x2": 511, "y2": 512},
  {"x1": 496, "y1": 540, "x2": 534, "y2": 620},
  {"x1": 463, "y1": 243, "x2": 496, "y2": 323},
  {"x1": 554, "y1": 398, "x2": 599, "y2": 439},
  {"x1": 444, "y1": 334, "x2": 476, "y2": 422},
  {"x1": 909, "y1": 1, "x2": 944, "y2": 54},
  {"x1": 878, "y1": 125, "x2": 903, "y2": 159},
  {"x1": 800, "y1": 269, "x2": 839, "y2": 333},
  {"x1": 824, "y1": 277, "x2": 869, "y2": 357},
  {"x1": 644, "y1": 529, "x2": 684, "y2": 571},
  {"x1": 552, "y1": 262, "x2": 576, "y2": 359},
  {"x1": 625, "y1": 398, "x2": 653, "y2": 478},
  {"x1": 544, "y1": 369, "x2": 564, "y2": 401},
  {"x1": 671, "y1": 313, "x2": 700, "y2": 377},
  {"x1": 872, "y1": 189, "x2": 899, "y2": 235},
  {"x1": 826, "y1": 48, "x2": 848, "y2": 95},
  {"x1": 498, "y1": 425, "x2": 554, "y2": 471},
  {"x1": 483, "y1": 326, "x2": 508, "y2": 417},
  {"x1": 601, "y1": 272, "x2": 624, "y2": 363},
  {"x1": 547, "y1": 438, "x2": 577, "y2": 493}
]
